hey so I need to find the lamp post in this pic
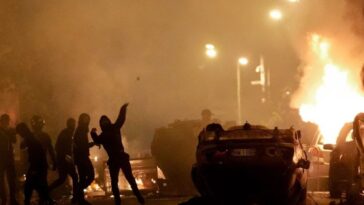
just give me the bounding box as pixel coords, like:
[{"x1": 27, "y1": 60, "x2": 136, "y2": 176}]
[{"x1": 237, "y1": 57, "x2": 249, "y2": 125}]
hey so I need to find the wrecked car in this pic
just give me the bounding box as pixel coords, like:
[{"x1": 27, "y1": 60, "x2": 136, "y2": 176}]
[{"x1": 191, "y1": 123, "x2": 310, "y2": 205}]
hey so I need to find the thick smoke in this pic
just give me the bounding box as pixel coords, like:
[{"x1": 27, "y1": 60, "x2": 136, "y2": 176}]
[
  {"x1": 290, "y1": 0, "x2": 364, "y2": 109},
  {"x1": 0, "y1": 1, "x2": 304, "y2": 154},
  {"x1": 1, "y1": 1, "x2": 275, "y2": 153}
]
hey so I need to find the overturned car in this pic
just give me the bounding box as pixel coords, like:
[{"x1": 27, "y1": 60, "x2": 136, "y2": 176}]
[{"x1": 190, "y1": 123, "x2": 310, "y2": 205}]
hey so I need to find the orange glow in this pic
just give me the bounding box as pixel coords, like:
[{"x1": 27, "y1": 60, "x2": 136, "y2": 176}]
[{"x1": 298, "y1": 34, "x2": 364, "y2": 144}]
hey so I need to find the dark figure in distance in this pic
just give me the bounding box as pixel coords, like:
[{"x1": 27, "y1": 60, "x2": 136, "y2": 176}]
[
  {"x1": 16, "y1": 123, "x2": 54, "y2": 205},
  {"x1": 31, "y1": 115, "x2": 57, "y2": 171},
  {"x1": 49, "y1": 118, "x2": 79, "y2": 203},
  {"x1": 73, "y1": 113, "x2": 95, "y2": 204},
  {"x1": 0, "y1": 114, "x2": 19, "y2": 205},
  {"x1": 91, "y1": 103, "x2": 145, "y2": 205}
]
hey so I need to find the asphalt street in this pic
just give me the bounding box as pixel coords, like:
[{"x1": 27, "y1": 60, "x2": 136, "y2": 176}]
[{"x1": 51, "y1": 193, "x2": 346, "y2": 205}]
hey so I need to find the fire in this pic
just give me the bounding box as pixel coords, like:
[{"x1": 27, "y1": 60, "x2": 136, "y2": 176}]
[
  {"x1": 127, "y1": 177, "x2": 145, "y2": 190},
  {"x1": 298, "y1": 34, "x2": 364, "y2": 144}
]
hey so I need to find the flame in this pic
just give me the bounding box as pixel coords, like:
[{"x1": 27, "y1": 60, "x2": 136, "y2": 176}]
[
  {"x1": 298, "y1": 34, "x2": 364, "y2": 144},
  {"x1": 127, "y1": 177, "x2": 145, "y2": 190}
]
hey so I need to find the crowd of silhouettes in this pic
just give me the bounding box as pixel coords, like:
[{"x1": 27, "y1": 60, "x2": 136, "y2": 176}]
[{"x1": 0, "y1": 103, "x2": 145, "y2": 205}]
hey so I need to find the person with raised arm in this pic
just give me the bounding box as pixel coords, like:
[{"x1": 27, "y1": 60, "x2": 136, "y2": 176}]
[{"x1": 91, "y1": 103, "x2": 144, "y2": 205}]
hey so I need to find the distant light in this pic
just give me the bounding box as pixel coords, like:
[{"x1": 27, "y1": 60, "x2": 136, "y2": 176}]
[
  {"x1": 288, "y1": 0, "x2": 299, "y2": 2},
  {"x1": 205, "y1": 44, "x2": 215, "y2": 50},
  {"x1": 269, "y1": 9, "x2": 283, "y2": 21},
  {"x1": 206, "y1": 48, "x2": 217, "y2": 58},
  {"x1": 205, "y1": 43, "x2": 217, "y2": 58},
  {"x1": 238, "y1": 57, "x2": 249, "y2": 66}
]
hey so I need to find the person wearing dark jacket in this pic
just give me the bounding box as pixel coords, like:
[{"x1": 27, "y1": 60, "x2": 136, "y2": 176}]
[
  {"x1": 0, "y1": 114, "x2": 19, "y2": 205},
  {"x1": 91, "y1": 103, "x2": 145, "y2": 205},
  {"x1": 16, "y1": 123, "x2": 54, "y2": 205},
  {"x1": 49, "y1": 118, "x2": 79, "y2": 203},
  {"x1": 31, "y1": 115, "x2": 57, "y2": 171},
  {"x1": 73, "y1": 113, "x2": 95, "y2": 204}
]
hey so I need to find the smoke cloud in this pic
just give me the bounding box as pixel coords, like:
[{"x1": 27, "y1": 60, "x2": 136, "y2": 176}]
[
  {"x1": 0, "y1": 1, "x2": 312, "y2": 153},
  {"x1": 290, "y1": 0, "x2": 364, "y2": 109}
]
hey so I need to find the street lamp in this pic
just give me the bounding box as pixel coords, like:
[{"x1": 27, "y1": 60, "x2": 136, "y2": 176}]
[
  {"x1": 236, "y1": 57, "x2": 249, "y2": 125},
  {"x1": 205, "y1": 44, "x2": 217, "y2": 58},
  {"x1": 238, "y1": 57, "x2": 249, "y2": 66},
  {"x1": 269, "y1": 9, "x2": 283, "y2": 21}
]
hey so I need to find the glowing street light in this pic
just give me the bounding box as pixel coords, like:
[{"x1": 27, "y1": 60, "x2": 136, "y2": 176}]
[
  {"x1": 205, "y1": 44, "x2": 215, "y2": 50},
  {"x1": 288, "y1": 0, "x2": 299, "y2": 2},
  {"x1": 205, "y1": 43, "x2": 217, "y2": 58},
  {"x1": 206, "y1": 49, "x2": 217, "y2": 58},
  {"x1": 269, "y1": 9, "x2": 283, "y2": 21},
  {"x1": 238, "y1": 57, "x2": 249, "y2": 66}
]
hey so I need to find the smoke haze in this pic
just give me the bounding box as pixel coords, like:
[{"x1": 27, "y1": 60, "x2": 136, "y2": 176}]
[{"x1": 0, "y1": 1, "x2": 305, "y2": 151}]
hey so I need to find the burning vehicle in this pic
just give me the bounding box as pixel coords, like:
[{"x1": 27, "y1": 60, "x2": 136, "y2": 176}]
[{"x1": 190, "y1": 123, "x2": 310, "y2": 205}]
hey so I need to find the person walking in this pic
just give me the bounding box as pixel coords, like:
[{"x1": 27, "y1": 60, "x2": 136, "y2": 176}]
[
  {"x1": 30, "y1": 115, "x2": 57, "y2": 171},
  {"x1": 49, "y1": 118, "x2": 79, "y2": 203},
  {"x1": 73, "y1": 113, "x2": 95, "y2": 205},
  {"x1": 0, "y1": 114, "x2": 19, "y2": 205},
  {"x1": 16, "y1": 123, "x2": 54, "y2": 205}
]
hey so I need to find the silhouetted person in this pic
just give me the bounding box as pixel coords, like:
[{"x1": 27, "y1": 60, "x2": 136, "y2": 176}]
[
  {"x1": 200, "y1": 109, "x2": 218, "y2": 129},
  {"x1": 0, "y1": 114, "x2": 19, "y2": 205},
  {"x1": 16, "y1": 123, "x2": 54, "y2": 205},
  {"x1": 73, "y1": 113, "x2": 94, "y2": 204},
  {"x1": 31, "y1": 115, "x2": 57, "y2": 171},
  {"x1": 91, "y1": 103, "x2": 145, "y2": 205},
  {"x1": 49, "y1": 118, "x2": 79, "y2": 203}
]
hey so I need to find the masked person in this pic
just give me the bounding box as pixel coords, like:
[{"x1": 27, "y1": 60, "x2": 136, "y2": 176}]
[
  {"x1": 0, "y1": 114, "x2": 19, "y2": 205},
  {"x1": 30, "y1": 115, "x2": 57, "y2": 171},
  {"x1": 91, "y1": 103, "x2": 145, "y2": 205},
  {"x1": 16, "y1": 123, "x2": 54, "y2": 205},
  {"x1": 49, "y1": 118, "x2": 79, "y2": 203},
  {"x1": 73, "y1": 113, "x2": 95, "y2": 204}
]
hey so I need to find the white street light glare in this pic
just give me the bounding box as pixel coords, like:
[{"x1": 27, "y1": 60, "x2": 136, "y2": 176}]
[
  {"x1": 205, "y1": 43, "x2": 217, "y2": 58},
  {"x1": 269, "y1": 9, "x2": 283, "y2": 20},
  {"x1": 238, "y1": 57, "x2": 249, "y2": 66},
  {"x1": 206, "y1": 49, "x2": 217, "y2": 58},
  {"x1": 205, "y1": 44, "x2": 215, "y2": 50}
]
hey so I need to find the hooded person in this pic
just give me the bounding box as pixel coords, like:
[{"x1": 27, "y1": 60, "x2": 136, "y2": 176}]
[
  {"x1": 91, "y1": 103, "x2": 145, "y2": 205},
  {"x1": 16, "y1": 123, "x2": 54, "y2": 205},
  {"x1": 49, "y1": 118, "x2": 79, "y2": 203},
  {"x1": 73, "y1": 113, "x2": 95, "y2": 205}
]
